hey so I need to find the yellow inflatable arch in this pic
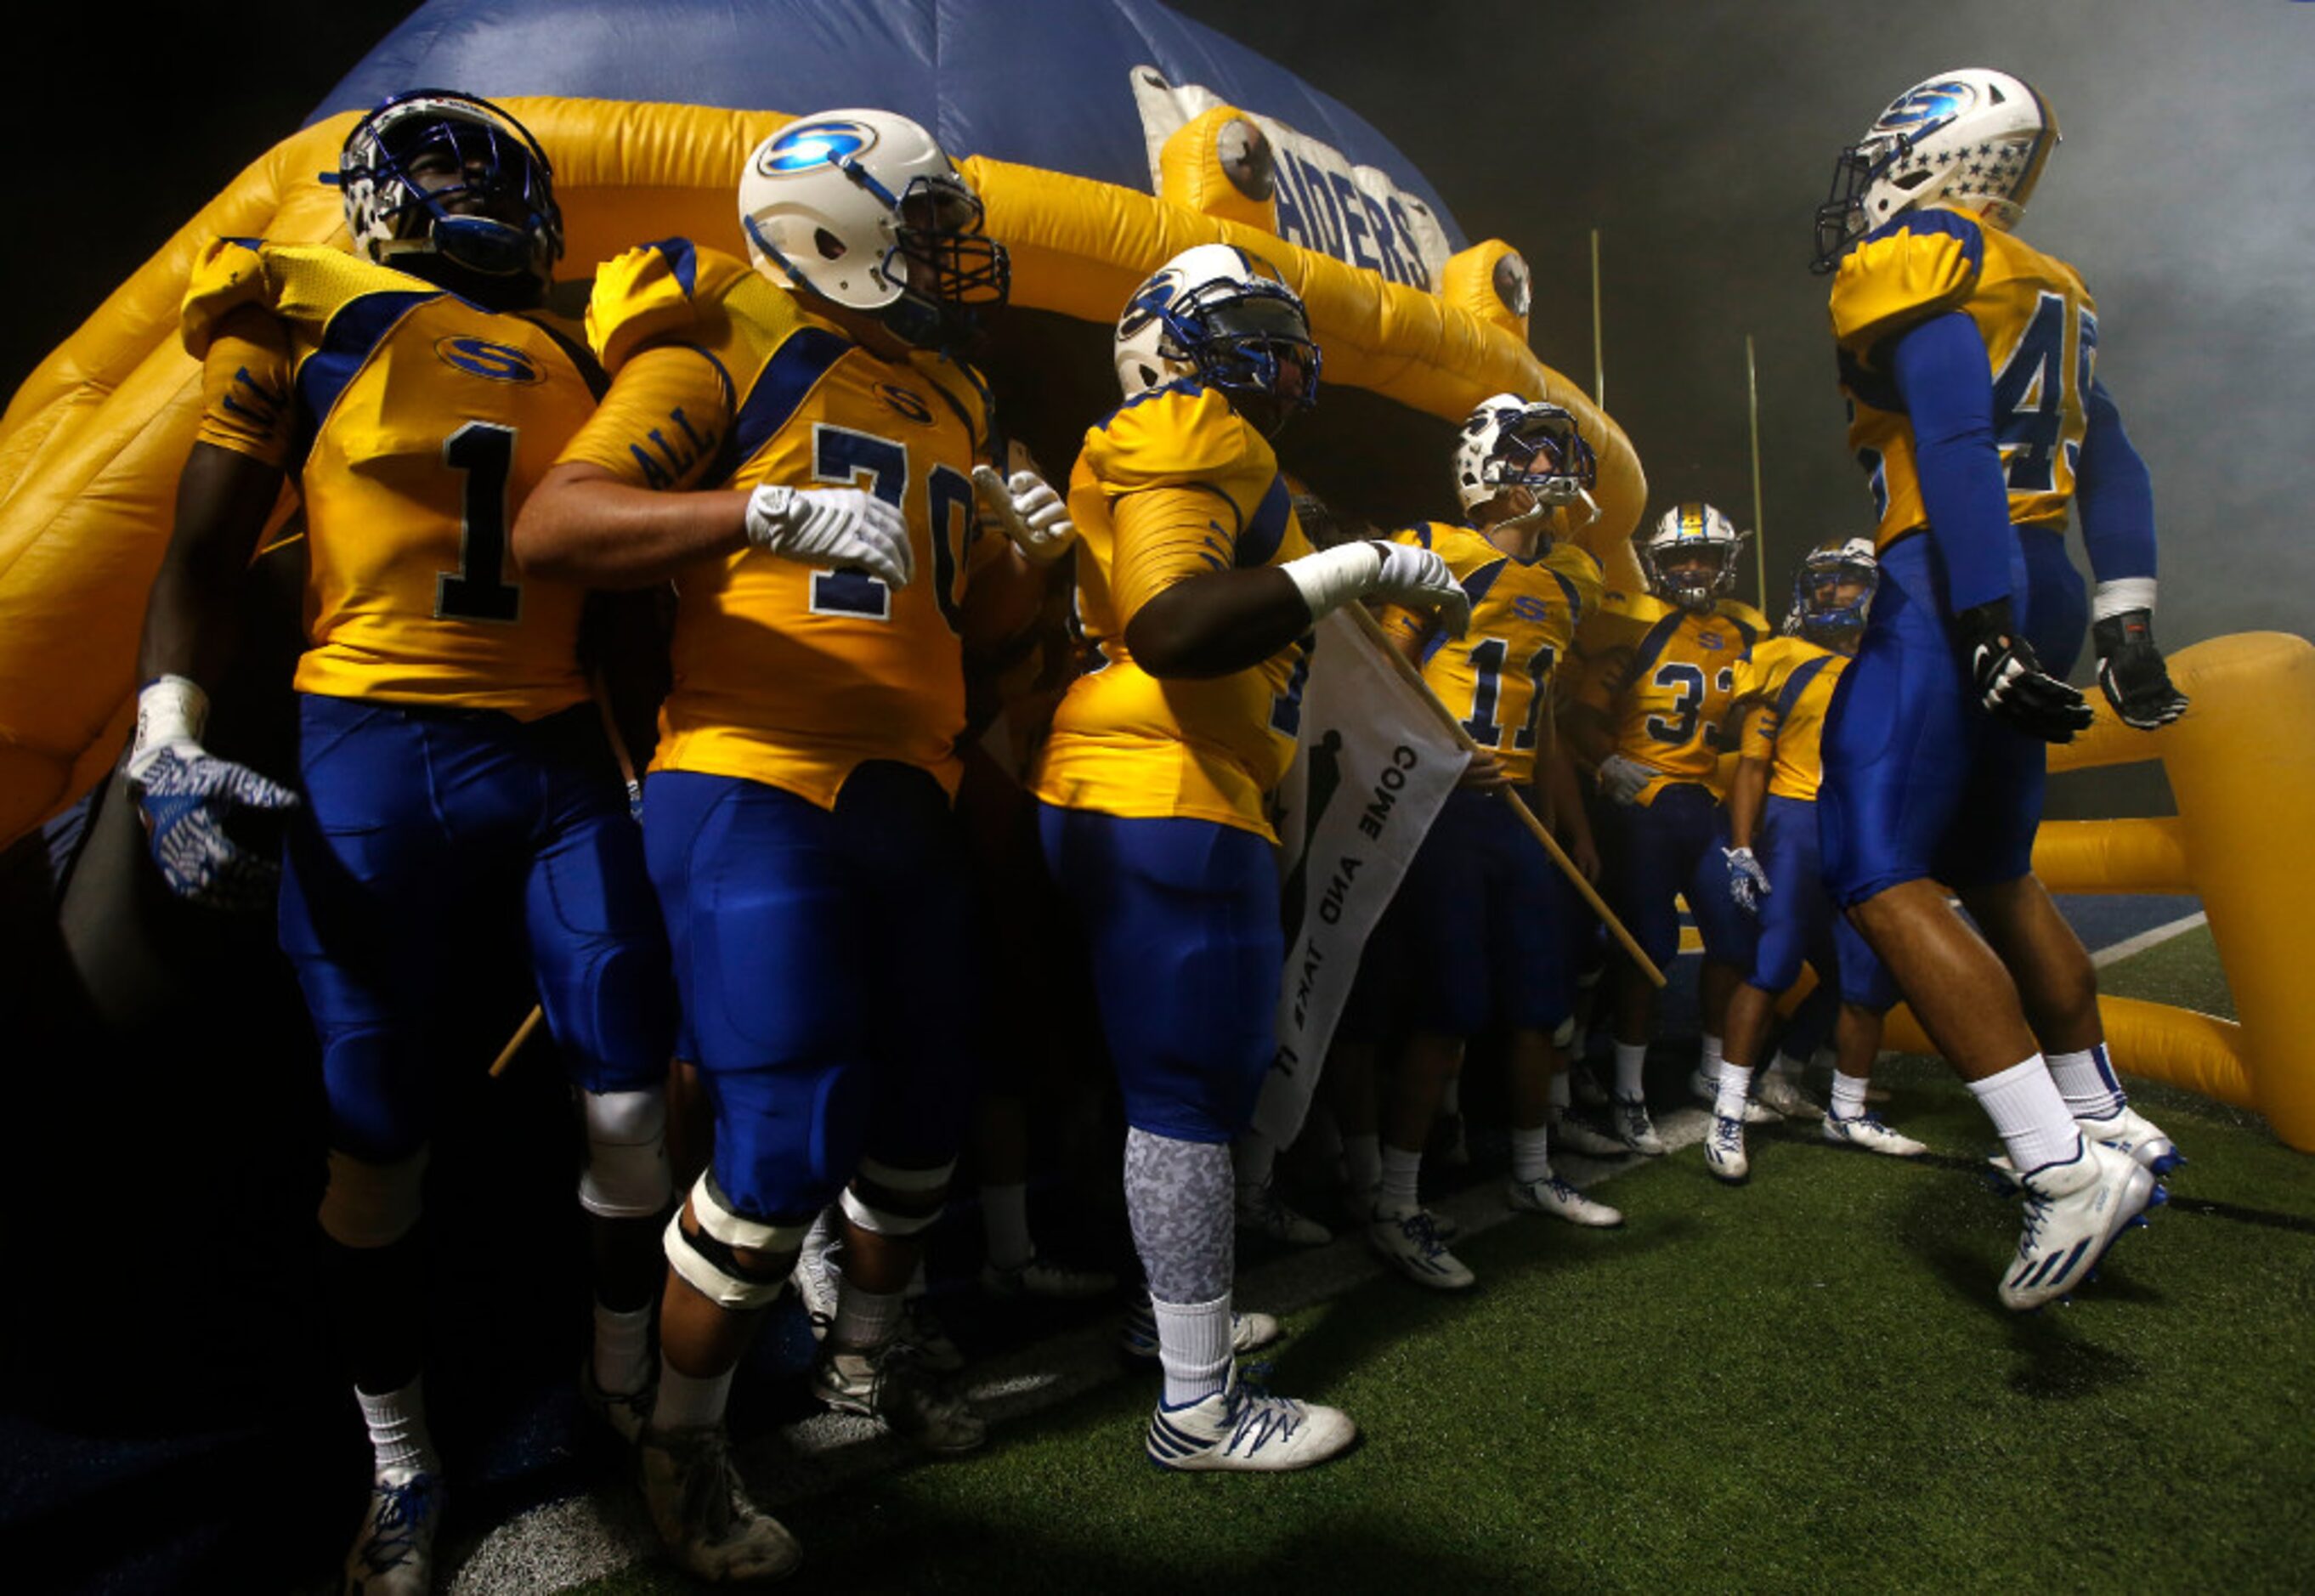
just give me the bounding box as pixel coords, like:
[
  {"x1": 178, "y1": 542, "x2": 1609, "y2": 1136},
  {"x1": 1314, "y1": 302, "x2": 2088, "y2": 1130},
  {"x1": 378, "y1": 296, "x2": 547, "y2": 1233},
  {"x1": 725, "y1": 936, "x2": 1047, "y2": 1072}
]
[{"x1": 0, "y1": 96, "x2": 1646, "y2": 851}]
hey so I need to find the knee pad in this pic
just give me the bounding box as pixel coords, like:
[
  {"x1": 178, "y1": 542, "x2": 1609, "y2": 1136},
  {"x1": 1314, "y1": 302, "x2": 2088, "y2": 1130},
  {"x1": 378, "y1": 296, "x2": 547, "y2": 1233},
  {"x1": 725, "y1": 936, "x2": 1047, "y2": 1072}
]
[
  {"x1": 318, "y1": 1146, "x2": 429, "y2": 1249},
  {"x1": 664, "y1": 1170, "x2": 803, "y2": 1310},
  {"x1": 838, "y1": 1157, "x2": 954, "y2": 1237},
  {"x1": 578, "y1": 1088, "x2": 673, "y2": 1219}
]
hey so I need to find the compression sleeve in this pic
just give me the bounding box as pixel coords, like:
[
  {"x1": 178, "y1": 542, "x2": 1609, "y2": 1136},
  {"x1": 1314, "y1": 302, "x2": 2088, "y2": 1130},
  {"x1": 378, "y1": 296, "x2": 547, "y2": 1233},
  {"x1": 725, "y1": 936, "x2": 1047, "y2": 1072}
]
[
  {"x1": 1887, "y1": 310, "x2": 2014, "y2": 614},
  {"x1": 2074, "y1": 377, "x2": 2157, "y2": 586}
]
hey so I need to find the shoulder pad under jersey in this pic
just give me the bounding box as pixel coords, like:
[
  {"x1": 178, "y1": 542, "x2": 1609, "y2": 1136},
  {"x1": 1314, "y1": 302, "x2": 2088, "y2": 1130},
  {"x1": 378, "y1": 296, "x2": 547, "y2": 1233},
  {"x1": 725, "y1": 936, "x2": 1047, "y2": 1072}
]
[
  {"x1": 587, "y1": 238, "x2": 759, "y2": 375},
  {"x1": 1829, "y1": 207, "x2": 1986, "y2": 359},
  {"x1": 1577, "y1": 583, "x2": 1675, "y2": 658},
  {"x1": 1715, "y1": 598, "x2": 1772, "y2": 643},
  {"x1": 1082, "y1": 382, "x2": 1271, "y2": 507}
]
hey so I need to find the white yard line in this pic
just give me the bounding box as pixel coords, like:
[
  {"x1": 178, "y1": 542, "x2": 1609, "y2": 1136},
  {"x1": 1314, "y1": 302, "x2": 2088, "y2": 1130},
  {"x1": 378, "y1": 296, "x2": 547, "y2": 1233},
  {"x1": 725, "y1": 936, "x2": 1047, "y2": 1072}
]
[
  {"x1": 444, "y1": 1107, "x2": 1713, "y2": 1594},
  {"x1": 2090, "y1": 910, "x2": 2208, "y2": 969}
]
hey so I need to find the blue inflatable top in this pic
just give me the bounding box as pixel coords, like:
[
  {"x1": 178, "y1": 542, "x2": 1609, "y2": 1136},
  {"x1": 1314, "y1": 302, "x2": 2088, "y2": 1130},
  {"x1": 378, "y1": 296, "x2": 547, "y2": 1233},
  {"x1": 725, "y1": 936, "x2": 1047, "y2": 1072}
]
[{"x1": 314, "y1": 0, "x2": 1466, "y2": 250}]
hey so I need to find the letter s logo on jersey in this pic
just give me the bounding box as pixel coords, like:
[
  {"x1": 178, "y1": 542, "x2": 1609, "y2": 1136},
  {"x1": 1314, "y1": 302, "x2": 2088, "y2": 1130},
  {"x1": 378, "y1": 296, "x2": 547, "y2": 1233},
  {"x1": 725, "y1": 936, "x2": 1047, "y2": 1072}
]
[
  {"x1": 757, "y1": 120, "x2": 878, "y2": 178},
  {"x1": 878, "y1": 384, "x2": 935, "y2": 425},
  {"x1": 435, "y1": 337, "x2": 545, "y2": 384},
  {"x1": 1509, "y1": 595, "x2": 1552, "y2": 623}
]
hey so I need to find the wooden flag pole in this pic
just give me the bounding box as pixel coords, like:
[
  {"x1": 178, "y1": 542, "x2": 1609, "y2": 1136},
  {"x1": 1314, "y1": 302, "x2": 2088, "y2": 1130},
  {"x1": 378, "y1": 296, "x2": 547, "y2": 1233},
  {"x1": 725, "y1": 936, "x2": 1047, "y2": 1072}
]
[{"x1": 1342, "y1": 603, "x2": 1666, "y2": 988}]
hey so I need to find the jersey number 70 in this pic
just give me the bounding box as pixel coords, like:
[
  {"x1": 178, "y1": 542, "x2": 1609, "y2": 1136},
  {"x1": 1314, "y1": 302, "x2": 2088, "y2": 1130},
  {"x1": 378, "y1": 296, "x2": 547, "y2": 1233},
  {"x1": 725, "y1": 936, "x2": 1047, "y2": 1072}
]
[{"x1": 806, "y1": 422, "x2": 976, "y2": 632}]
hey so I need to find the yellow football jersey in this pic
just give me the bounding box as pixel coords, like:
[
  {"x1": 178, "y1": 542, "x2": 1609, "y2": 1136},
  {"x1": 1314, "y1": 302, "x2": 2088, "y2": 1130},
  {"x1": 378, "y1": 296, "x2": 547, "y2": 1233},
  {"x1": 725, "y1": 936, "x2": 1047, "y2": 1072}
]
[
  {"x1": 558, "y1": 240, "x2": 1005, "y2": 807},
  {"x1": 184, "y1": 238, "x2": 601, "y2": 717},
  {"x1": 1031, "y1": 383, "x2": 1315, "y2": 839},
  {"x1": 1378, "y1": 523, "x2": 1602, "y2": 788},
  {"x1": 1830, "y1": 205, "x2": 2097, "y2": 550},
  {"x1": 1574, "y1": 592, "x2": 1760, "y2": 806},
  {"x1": 1729, "y1": 635, "x2": 1848, "y2": 802}
]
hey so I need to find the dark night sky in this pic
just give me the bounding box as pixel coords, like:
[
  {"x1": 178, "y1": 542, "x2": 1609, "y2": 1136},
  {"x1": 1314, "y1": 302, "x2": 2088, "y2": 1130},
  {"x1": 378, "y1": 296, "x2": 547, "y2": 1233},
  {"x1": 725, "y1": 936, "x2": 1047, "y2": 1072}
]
[{"x1": 12, "y1": 0, "x2": 2312, "y2": 649}]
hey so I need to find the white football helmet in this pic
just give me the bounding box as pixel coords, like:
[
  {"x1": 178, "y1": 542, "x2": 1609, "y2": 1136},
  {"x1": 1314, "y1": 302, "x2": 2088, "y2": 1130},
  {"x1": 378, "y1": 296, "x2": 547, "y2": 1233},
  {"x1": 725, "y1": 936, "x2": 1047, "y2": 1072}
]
[
  {"x1": 1112, "y1": 242, "x2": 1320, "y2": 434},
  {"x1": 337, "y1": 89, "x2": 562, "y2": 297},
  {"x1": 739, "y1": 110, "x2": 1009, "y2": 349},
  {"x1": 1452, "y1": 394, "x2": 1597, "y2": 520},
  {"x1": 1637, "y1": 503, "x2": 1748, "y2": 613},
  {"x1": 1812, "y1": 68, "x2": 2057, "y2": 272},
  {"x1": 1783, "y1": 536, "x2": 1880, "y2": 648}
]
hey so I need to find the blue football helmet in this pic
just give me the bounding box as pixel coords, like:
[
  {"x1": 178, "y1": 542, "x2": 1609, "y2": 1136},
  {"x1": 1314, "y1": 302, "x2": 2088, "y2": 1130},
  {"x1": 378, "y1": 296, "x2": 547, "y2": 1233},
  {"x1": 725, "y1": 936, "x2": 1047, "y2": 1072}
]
[
  {"x1": 337, "y1": 89, "x2": 562, "y2": 297},
  {"x1": 1453, "y1": 394, "x2": 1597, "y2": 520},
  {"x1": 1785, "y1": 537, "x2": 1880, "y2": 648},
  {"x1": 1113, "y1": 243, "x2": 1321, "y2": 435}
]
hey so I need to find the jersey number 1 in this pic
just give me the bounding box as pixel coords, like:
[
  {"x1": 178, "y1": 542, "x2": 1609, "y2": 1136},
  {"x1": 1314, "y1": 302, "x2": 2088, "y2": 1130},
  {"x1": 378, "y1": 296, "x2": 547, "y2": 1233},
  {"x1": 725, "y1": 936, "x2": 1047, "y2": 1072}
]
[{"x1": 435, "y1": 422, "x2": 522, "y2": 624}]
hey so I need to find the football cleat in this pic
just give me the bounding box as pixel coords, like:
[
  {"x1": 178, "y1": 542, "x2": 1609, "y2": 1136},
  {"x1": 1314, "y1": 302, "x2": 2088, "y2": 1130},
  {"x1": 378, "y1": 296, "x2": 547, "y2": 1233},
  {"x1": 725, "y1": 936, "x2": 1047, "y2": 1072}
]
[
  {"x1": 1999, "y1": 1139, "x2": 2160, "y2": 1312},
  {"x1": 1145, "y1": 1368, "x2": 1357, "y2": 1473},
  {"x1": 812, "y1": 1340, "x2": 986, "y2": 1453},
  {"x1": 1754, "y1": 1069, "x2": 1823, "y2": 1120},
  {"x1": 1549, "y1": 1113, "x2": 1633, "y2": 1159},
  {"x1": 2074, "y1": 1103, "x2": 2184, "y2": 1176},
  {"x1": 578, "y1": 1357, "x2": 654, "y2": 1446},
  {"x1": 1612, "y1": 1096, "x2": 1667, "y2": 1157},
  {"x1": 1235, "y1": 1179, "x2": 1333, "y2": 1246},
  {"x1": 1690, "y1": 1066, "x2": 1775, "y2": 1123},
  {"x1": 790, "y1": 1214, "x2": 838, "y2": 1341},
  {"x1": 637, "y1": 1423, "x2": 802, "y2": 1585},
  {"x1": 899, "y1": 1295, "x2": 965, "y2": 1374},
  {"x1": 1821, "y1": 1112, "x2": 1927, "y2": 1158},
  {"x1": 1507, "y1": 1174, "x2": 1624, "y2": 1228},
  {"x1": 1703, "y1": 1115, "x2": 1750, "y2": 1185},
  {"x1": 981, "y1": 1254, "x2": 1120, "y2": 1302},
  {"x1": 342, "y1": 1467, "x2": 444, "y2": 1596},
  {"x1": 1119, "y1": 1302, "x2": 1283, "y2": 1363},
  {"x1": 1367, "y1": 1208, "x2": 1476, "y2": 1291}
]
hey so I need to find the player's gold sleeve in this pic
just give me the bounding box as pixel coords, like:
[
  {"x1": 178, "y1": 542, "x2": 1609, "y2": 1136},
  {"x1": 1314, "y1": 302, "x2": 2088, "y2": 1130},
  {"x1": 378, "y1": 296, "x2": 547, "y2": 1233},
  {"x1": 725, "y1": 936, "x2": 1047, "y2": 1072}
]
[
  {"x1": 180, "y1": 238, "x2": 275, "y2": 359},
  {"x1": 1109, "y1": 484, "x2": 1241, "y2": 626},
  {"x1": 1829, "y1": 211, "x2": 1983, "y2": 356},
  {"x1": 1739, "y1": 700, "x2": 1779, "y2": 758},
  {"x1": 1082, "y1": 387, "x2": 1270, "y2": 525},
  {"x1": 588, "y1": 239, "x2": 725, "y2": 375},
  {"x1": 555, "y1": 343, "x2": 732, "y2": 490},
  {"x1": 192, "y1": 304, "x2": 295, "y2": 466}
]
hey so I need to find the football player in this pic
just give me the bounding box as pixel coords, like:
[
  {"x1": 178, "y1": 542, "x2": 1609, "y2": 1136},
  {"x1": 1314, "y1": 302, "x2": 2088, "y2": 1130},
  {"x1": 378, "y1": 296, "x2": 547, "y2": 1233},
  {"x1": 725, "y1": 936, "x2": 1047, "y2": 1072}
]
[
  {"x1": 1031, "y1": 242, "x2": 1467, "y2": 1469},
  {"x1": 130, "y1": 91, "x2": 677, "y2": 1593},
  {"x1": 1564, "y1": 503, "x2": 1766, "y2": 1155},
  {"x1": 1813, "y1": 69, "x2": 2185, "y2": 1309},
  {"x1": 1704, "y1": 540, "x2": 1926, "y2": 1182},
  {"x1": 1356, "y1": 395, "x2": 1623, "y2": 1290},
  {"x1": 515, "y1": 110, "x2": 1056, "y2": 1580}
]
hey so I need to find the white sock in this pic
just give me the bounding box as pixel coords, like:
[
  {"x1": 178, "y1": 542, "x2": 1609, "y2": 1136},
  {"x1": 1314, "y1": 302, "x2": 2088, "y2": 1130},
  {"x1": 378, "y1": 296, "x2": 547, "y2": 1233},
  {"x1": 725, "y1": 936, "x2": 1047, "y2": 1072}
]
[
  {"x1": 355, "y1": 1378, "x2": 436, "y2": 1479},
  {"x1": 1967, "y1": 1056, "x2": 2084, "y2": 1174},
  {"x1": 650, "y1": 1359, "x2": 734, "y2": 1432},
  {"x1": 1231, "y1": 1131, "x2": 1278, "y2": 1191},
  {"x1": 1510, "y1": 1124, "x2": 1553, "y2": 1184},
  {"x1": 1152, "y1": 1292, "x2": 1234, "y2": 1407},
  {"x1": 830, "y1": 1275, "x2": 905, "y2": 1350},
  {"x1": 2045, "y1": 1044, "x2": 2126, "y2": 1121},
  {"x1": 1701, "y1": 1033, "x2": 1725, "y2": 1076},
  {"x1": 591, "y1": 1302, "x2": 653, "y2": 1397},
  {"x1": 1831, "y1": 1072, "x2": 1870, "y2": 1121},
  {"x1": 1714, "y1": 1064, "x2": 1754, "y2": 1123},
  {"x1": 1550, "y1": 1070, "x2": 1572, "y2": 1112},
  {"x1": 1342, "y1": 1132, "x2": 1383, "y2": 1197},
  {"x1": 1613, "y1": 1041, "x2": 1648, "y2": 1101},
  {"x1": 1441, "y1": 1077, "x2": 1463, "y2": 1116},
  {"x1": 982, "y1": 1181, "x2": 1034, "y2": 1273},
  {"x1": 1378, "y1": 1145, "x2": 1423, "y2": 1218}
]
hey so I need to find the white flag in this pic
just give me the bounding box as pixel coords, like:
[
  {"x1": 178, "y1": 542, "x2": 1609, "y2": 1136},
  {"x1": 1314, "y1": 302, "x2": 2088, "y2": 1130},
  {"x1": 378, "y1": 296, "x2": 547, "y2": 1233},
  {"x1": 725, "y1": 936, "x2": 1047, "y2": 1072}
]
[{"x1": 1256, "y1": 608, "x2": 1468, "y2": 1146}]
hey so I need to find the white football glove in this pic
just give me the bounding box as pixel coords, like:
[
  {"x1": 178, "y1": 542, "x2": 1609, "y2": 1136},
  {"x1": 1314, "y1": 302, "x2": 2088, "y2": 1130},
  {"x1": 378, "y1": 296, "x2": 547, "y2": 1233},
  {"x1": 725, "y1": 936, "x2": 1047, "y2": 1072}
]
[
  {"x1": 1366, "y1": 541, "x2": 1472, "y2": 637},
  {"x1": 971, "y1": 464, "x2": 1077, "y2": 563},
  {"x1": 744, "y1": 484, "x2": 913, "y2": 588},
  {"x1": 127, "y1": 676, "x2": 299, "y2": 912},
  {"x1": 1597, "y1": 753, "x2": 1654, "y2": 806},
  {"x1": 1724, "y1": 846, "x2": 1771, "y2": 914}
]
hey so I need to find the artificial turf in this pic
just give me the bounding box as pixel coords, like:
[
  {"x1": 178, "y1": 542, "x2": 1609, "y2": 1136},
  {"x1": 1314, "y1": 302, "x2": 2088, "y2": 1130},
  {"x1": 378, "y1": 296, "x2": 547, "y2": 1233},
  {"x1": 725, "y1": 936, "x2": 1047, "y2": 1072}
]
[{"x1": 573, "y1": 925, "x2": 2313, "y2": 1593}]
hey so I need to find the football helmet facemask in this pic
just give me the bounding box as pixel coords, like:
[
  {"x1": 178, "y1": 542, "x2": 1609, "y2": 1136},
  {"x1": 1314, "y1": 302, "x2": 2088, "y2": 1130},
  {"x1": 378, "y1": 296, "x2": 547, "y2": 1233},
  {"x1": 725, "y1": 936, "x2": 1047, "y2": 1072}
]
[
  {"x1": 739, "y1": 110, "x2": 1009, "y2": 352},
  {"x1": 1812, "y1": 68, "x2": 2057, "y2": 273},
  {"x1": 1453, "y1": 393, "x2": 1598, "y2": 523},
  {"x1": 337, "y1": 90, "x2": 562, "y2": 298},
  {"x1": 1785, "y1": 536, "x2": 1879, "y2": 648},
  {"x1": 1113, "y1": 243, "x2": 1320, "y2": 436},
  {"x1": 1638, "y1": 502, "x2": 1747, "y2": 614}
]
